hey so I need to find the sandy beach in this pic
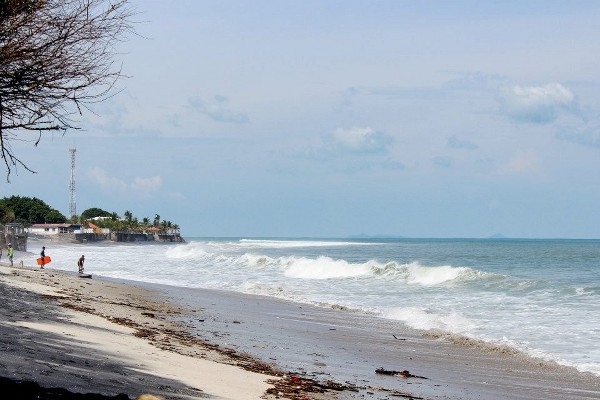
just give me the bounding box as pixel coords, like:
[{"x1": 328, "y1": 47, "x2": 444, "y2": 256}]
[
  {"x1": 1, "y1": 260, "x2": 599, "y2": 400},
  {"x1": 0, "y1": 263, "x2": 286, "y2": 399}
]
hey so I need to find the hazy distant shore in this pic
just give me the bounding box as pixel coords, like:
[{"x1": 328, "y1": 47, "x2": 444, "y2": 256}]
[{"x1": 1, "y1": 259, "x2": 599, "y2": 399}]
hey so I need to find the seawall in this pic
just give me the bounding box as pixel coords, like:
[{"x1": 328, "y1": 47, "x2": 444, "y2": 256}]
[{"x1": 73, "y1": 232, "x2": 185, "y2": 243}]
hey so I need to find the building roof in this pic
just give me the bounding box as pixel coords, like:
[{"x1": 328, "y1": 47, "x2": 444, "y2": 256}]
[{"x1": 31, "y1": 224, "x2": 73, "y2": 228}]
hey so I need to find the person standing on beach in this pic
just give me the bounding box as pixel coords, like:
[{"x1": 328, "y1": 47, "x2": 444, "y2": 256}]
[
  {"x1": 40, "y1": 246, "x2": 46, "y2": 269},
  {"x1": 7, "y1": 243, "x2": 13, "y2": 266},
  {"x1": 78, "y1": 255, "x2": 85, "y2": 273}
]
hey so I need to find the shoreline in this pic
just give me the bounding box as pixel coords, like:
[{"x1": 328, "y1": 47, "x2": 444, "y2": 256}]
[
  {"x1": 0, "y1": 264, "x2": 288, "y2": 399},
  {"x1": 156, "y1": 283, "x2": 600, "y2": 399},
  {"x1": 1, "y1": 262, "x2": 599, "y2": 399}
]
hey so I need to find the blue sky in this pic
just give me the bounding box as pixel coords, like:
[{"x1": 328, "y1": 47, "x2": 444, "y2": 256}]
[{"x1": 3, "y1": 0, "x2": 600, "y2": 238}]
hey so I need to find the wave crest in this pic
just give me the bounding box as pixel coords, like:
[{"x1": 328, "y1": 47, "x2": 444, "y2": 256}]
[
  {"x1": 385, "y1": 307, "x2": 476, "y2": 333},
  {"x1": 166, "y1": 242, "x2": 497, "y2": 287},
  {"x1": 284, "y1": 256, "x2": 371, "y2": 279}
]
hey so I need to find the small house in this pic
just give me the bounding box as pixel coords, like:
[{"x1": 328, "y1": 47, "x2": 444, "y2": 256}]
[{"x1": 29, "y1": 223, "x2": 77, "y2": 235}]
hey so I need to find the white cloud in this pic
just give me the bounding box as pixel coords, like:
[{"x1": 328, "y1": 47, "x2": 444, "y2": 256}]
[
  {"x1": 89, "y1": 167, "x2": 128, "y2": 191},
  {"x1": 131, "y1": 176, "x2": 163, "y2": 197},
  {"x1": 432, "y1": 156, "x2": 452, "y2": 168},
  {"x1": 290, "y1": 126, "x2": 399, "y2": 173},
  {"x1": 500, "y1": 150, "x2": 540, "y2": 175},
  {"x1": 499, "y1": 83, "x2": 575, "y2": 124},
  {"x1": 556, "y1": 120, "x2": 600, "y2": 149},
  {"x1": 329, "y1": 127, "x2": 393, "y2": 154},
  {"x1": 447, "y1": 135, "x2": 478, "y2": 150},
  {"x1": 188, "y1": 95, "x2": 249, "y2": 124},
  {"x1": 89, "y1": 167, "x2": 163, "y2": 197}
]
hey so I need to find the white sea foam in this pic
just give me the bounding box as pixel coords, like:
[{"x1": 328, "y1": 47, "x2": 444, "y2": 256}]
[
  {"x1": 385, "y1": 307, "x2": 476, "y2": 333},
  {"x1": 403, "y1": 262, "x2": 467, "y2": 286},
  {"x1": 239, "y1": 239, "x2": 375, "y2": 248},
  {"x1": 575, "y1": 287, "x2": 595, "y2": 296},
  {"x1": 372, "y1": 261, "x2": 497, "y2": 286},
  {"x1": 283, "y1": 256, "x2": 371, "y2": 279},
  {"x1": 165, "y1": 241, "x2": 211, "y2": 258},
  {"x1": 39, "y1": 238, "x2": 600, "y2": 377}
]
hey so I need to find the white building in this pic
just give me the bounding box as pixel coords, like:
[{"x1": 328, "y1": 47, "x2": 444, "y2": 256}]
[{"x1": 28, "y1": 223, "x2": 79, "y2": 235}]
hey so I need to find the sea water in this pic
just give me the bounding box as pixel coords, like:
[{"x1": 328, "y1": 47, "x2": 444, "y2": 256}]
[{"x1": 40, "y1": 237, "x2": 600, "y2": 375}]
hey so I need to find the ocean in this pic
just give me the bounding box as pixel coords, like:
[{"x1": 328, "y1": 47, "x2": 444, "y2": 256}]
[{"x1": 40, "y1": 237, "x2": 600, "y2": 377}]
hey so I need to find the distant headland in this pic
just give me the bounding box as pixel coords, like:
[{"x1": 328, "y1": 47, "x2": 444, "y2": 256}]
[{"x1": 0, "y1": 196, "x2": 184, "y2": 251}]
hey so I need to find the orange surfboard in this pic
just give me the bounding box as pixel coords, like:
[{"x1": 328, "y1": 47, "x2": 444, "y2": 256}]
[{"x1": 36, "y1": 256, "x2": 51, "y2": 265}]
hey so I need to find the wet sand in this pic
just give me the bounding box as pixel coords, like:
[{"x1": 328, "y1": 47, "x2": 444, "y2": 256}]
[
  {"x1": 160, "y1": 285, "x2": 600, "y2": 399},
  {"x1": 1, "y1": 262, "x2": 599, "y2": 399}
]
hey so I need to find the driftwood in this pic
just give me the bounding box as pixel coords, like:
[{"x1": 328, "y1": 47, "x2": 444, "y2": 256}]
[{"x1": 375, "y1": 368, "x2": 428, "y2": 379}]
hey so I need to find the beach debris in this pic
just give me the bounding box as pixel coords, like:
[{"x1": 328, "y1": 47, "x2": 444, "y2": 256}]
[
  {"x1": 266, "y1": 374, "x2": 355, "y2": 400},
  {"x1": 388, "y1": 391, "x2": 424, "y2": 399},
  {"x1": 392, "y1": 334, "x2": 407, "y2": 341},
  {"x1": 375, "y1": 368, "x2": 428, "y2": 379},
  {"x1": 141, "y1": 312, "x2": 155, "y2": 318}
]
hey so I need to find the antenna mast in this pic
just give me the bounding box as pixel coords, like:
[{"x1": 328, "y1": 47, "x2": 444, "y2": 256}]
[{"x1": 69, "y1": 148, "x2": 77, "y2": 218}]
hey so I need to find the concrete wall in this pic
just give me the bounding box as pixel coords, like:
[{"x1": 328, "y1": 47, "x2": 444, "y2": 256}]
[
  {"x1": 73, "y1": 233, "x2": 110, "y2": 243},
  {"x1": 109, "y1": 232, "x2": 154, "y2": 242},
  {"x1": 1, "y1": 224, "x2": 28, "y2": 252}
]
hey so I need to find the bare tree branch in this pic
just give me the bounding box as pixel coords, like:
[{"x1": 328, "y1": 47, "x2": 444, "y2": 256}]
[{"x1": 0, "y1": 0, "x2": 134, "y2": 181}]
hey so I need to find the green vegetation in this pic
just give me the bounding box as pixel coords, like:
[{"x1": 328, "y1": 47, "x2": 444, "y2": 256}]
[
  {"x1": 0, "y1": 197, "x2": 179, "y2": 233},
  {"x1": 82, "y1": 207, "x2": 180, "y2": 233},
  {"x1": 0, "y1": 196, "x2": 66, "y2": 224},
  {"x1": 80, "y1": 207, "x2": 113, "y2": 220}
]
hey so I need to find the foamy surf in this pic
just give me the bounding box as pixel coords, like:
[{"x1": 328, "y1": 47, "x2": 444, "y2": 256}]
[{"x1": 39, "y1": 237, "x2": 600, "y2": 376}]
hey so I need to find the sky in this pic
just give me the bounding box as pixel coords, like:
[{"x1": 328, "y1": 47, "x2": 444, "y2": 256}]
[{"x1": 3, "y1": 0, "x2": 600, "y2": 238}]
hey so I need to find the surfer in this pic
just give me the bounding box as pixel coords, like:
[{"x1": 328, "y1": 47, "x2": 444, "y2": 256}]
[
  {"x1": 7, "y1": 243, "x2": 13, "y2": 266},
  {"x1": 78, "y1": 255, "x2": 85, "y2": 273},
  {"x1": 40, "y1": 246, "x2": 46, "y2": 269}
]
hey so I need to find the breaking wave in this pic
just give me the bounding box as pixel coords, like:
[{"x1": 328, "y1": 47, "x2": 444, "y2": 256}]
[{"x1": 165, "y1": 241, "x2": 498, "y2": 287}]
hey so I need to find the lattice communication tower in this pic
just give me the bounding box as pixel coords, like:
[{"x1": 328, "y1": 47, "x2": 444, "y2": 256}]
[{"x1": 69, "y1": 148, "x2": 77, "y2": 217}]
